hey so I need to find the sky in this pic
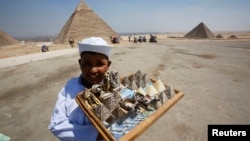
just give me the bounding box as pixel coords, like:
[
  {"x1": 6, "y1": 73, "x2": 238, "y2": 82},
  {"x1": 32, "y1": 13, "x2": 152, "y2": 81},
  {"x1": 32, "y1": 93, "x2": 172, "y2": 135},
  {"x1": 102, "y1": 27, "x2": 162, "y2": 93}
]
[{"x1": 0, "y1": 0, "x2": 250, "y2": 38}]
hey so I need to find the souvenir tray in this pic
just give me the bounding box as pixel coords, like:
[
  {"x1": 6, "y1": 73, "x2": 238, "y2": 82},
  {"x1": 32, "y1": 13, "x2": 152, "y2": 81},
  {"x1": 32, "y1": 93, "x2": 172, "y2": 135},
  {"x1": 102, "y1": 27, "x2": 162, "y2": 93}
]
[{"x1": 75, "y1": 70, "x2": 184, "y2": 141}]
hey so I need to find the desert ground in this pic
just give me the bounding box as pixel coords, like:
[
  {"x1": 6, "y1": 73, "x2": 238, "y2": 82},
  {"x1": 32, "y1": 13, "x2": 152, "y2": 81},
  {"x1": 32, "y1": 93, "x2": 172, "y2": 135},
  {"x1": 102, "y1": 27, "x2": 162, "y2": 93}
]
[{"x1": 0, "y1": 32, "x2": 250, "y2": 141}]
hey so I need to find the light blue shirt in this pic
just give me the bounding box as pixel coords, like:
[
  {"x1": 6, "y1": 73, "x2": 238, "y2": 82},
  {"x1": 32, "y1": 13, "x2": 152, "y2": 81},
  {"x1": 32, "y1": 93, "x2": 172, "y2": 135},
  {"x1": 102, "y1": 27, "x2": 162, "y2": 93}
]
[{"x1": 48, "y1": 75, "x2": 99, "y2": 141}]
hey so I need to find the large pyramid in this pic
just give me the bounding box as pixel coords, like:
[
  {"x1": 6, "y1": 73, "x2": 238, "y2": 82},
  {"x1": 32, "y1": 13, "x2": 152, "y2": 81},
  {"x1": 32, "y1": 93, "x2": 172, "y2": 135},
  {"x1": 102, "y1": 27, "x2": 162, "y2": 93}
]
[
  {"x1": 54, "y1": 1, "x2": 119, "y2": 44},
  {"x1": 184, "y1": 22, "x2": 215, "y2": 39},
  {"x1": 0, "y1": 29, "x2": 19, "y2": 47}
]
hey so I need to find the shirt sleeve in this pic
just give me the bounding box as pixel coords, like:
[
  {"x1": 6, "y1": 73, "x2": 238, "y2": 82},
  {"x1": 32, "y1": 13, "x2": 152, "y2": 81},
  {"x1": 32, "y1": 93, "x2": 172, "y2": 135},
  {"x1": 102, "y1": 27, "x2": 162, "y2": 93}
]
[{"x1": 48, "y1": 87, "x2": 98, "y2": 141}]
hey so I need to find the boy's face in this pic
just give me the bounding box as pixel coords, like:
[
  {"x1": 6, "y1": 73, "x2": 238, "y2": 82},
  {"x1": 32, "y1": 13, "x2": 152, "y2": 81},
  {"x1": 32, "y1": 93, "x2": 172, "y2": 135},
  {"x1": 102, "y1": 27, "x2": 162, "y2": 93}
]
[{"x1": 79, "y1": 52, "x2": 111, "y2": 85}]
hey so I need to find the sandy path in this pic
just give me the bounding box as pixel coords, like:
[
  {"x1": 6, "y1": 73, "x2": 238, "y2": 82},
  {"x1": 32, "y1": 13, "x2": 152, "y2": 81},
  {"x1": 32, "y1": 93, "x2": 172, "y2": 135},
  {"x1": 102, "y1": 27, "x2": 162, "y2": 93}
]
[
  {"x1": 0, "y1": 48, "x2": 78, "y2": 69},
  {"x1": 0, "y1": 39, "x2": 250, "y2": 141}
]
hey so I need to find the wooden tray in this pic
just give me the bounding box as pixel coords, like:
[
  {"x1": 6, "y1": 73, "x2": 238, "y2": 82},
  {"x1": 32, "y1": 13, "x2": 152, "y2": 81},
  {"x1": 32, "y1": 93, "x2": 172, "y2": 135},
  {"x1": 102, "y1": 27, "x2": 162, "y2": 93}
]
[{"x1": 76, "y1": 79, "x2": 184, "y2": 141}]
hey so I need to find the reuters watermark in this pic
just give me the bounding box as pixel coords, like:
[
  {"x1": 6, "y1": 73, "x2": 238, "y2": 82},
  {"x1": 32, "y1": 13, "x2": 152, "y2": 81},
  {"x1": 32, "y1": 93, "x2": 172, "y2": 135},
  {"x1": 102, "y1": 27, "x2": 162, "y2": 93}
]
[{"x1": 208, "y1": 125, "x2": 250, "y2": 140}]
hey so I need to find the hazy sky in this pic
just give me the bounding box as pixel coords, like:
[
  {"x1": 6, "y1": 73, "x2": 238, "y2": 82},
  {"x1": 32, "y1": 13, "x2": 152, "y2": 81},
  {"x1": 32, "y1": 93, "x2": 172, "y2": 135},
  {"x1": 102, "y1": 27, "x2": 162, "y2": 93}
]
[{"x1": 0, "y1": 0, "x2": 250, "y2": 37}]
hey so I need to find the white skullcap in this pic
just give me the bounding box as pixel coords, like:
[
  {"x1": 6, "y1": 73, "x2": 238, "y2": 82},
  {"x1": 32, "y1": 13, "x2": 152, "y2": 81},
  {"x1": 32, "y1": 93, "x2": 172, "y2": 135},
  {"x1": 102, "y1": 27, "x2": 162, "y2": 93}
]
[{"x1": 77, "y1": 37, "x2": 112, "y2": 58}]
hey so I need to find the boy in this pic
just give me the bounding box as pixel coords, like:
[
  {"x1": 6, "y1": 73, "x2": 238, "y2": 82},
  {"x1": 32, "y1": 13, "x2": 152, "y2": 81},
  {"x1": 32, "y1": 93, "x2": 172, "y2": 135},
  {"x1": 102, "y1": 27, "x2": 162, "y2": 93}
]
[{"x1": 48, "y1": 37, "x2": 112, "y2": 141}]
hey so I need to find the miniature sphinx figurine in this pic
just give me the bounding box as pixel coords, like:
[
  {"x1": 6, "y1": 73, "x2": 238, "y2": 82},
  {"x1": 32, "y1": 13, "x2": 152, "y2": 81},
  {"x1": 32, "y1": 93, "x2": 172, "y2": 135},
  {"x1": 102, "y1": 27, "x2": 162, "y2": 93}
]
[
  {"x1": 83, "y1": 88, "x2": 101, "y2": 109},
  {"x1": 91, "y1": 84, "x2": 103, "y2": 94}
]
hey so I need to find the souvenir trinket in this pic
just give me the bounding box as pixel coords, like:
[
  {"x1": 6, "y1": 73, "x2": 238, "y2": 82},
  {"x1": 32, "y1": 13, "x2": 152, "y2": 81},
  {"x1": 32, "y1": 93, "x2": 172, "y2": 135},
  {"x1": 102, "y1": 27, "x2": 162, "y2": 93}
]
[{"x1": 76, "y1": 69, "x2": 184, "y2": 141}]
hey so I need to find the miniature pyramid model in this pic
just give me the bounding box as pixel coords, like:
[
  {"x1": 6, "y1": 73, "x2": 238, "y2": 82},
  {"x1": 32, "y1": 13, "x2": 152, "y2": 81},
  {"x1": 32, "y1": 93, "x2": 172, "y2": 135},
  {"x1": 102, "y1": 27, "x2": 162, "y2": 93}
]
[
  {"x1": 0, "y1": 29, "x2": 18, "y2": 47},
  {"x1": 184, "y1": 22, "x2": 215, "y2": 39},
  {"x1": 54, "y1": 1, "x2": 119, "y2": 44}
]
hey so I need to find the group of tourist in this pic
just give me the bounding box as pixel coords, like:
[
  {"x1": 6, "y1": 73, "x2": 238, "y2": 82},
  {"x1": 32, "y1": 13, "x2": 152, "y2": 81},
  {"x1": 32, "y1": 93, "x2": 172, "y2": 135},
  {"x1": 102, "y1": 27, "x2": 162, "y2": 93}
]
[{"x1": 129, "y1": 34, "x2": 147, "y2": 43}]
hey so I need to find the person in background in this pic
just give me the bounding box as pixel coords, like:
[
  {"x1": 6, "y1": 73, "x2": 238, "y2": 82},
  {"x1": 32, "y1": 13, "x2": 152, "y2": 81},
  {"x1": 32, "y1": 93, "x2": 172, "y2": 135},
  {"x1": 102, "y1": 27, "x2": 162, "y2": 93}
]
[
  {"x1": 69, "y1": 36, "x2": 75, "y2": 48},
  {"x1": 143, "y1": 36, "x2": 147, "y2": 42},
  {"x1": 48, "y1": 37, "x2": 112, "y2": 141},
  {"x1": 133, "y1": 33, "x2": 137, "y2": 43},
  {"x1": 110, "y1": 36, "x2": 113, "y2": 43}
]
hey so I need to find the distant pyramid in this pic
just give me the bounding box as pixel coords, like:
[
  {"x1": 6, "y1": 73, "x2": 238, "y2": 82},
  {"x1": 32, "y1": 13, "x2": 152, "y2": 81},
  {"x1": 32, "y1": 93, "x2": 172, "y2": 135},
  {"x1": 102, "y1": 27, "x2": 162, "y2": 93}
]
[
  {"x1": 54, "y1": 1, "x2": 119, "y2": 44},
  {"x1": 216, "y1": 34, "x2": 224, "y2": 38},
  {"x1": 228, "y1": 35, "x2": 238, "y2": 39},
  {"x1": 0, "y1": 29, "x2": 18, "y2": 47},
  {"x1": 184, "y1": 22, "x2": 215, "y2": 39}
]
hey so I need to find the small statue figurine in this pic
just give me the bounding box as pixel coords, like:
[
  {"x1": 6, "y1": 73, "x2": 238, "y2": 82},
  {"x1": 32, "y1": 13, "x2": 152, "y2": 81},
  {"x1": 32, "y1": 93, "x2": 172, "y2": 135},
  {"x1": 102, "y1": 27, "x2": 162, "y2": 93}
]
[
  {"x1": 83, "y1": 88, "x2": 101, "y2": 109},
  {"x1": 102, "y1": 72, "x2": 110, "y2": 92},
  {"x1": 109, "y1": 69, "x2": 121, "y2": 89}
]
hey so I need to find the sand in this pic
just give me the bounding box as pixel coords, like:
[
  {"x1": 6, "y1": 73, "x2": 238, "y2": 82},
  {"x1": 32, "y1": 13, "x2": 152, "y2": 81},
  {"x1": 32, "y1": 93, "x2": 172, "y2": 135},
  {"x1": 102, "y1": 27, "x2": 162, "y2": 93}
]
[{"x1": 0, "y1": 34, "x2": 250, "y2": 141}]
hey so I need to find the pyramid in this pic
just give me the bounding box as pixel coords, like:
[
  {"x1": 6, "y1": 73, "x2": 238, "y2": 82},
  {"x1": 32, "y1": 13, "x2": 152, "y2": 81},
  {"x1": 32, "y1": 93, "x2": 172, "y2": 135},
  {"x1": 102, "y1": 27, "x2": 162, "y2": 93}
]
[
  {"x1": 216, "y1": 34, "x2": 224, "y2": 38},
  {"x1": 0, "y1": 29, "x2": 19, "y2": 47},
  {"x1": 54, "y1": 1, "x2": 119, "y2": 44},
  {"x1": 228, "y1": 35, "x2": 238, "y2": 39},
  {"x1": 184, "y1": 22, "x2": 215, "y2": 39}
]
